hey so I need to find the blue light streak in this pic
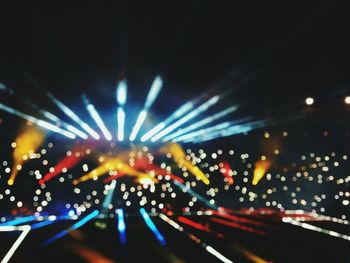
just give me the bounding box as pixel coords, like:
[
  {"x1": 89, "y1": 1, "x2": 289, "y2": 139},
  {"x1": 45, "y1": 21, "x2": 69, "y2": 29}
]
[
  {"x1": 151, "y1": 95, "x2": 220, "y2": 142},
  {"x1": 162, "y1": 105, "x2": 237, "y2": 142},
  {"x1": 47, "y1": 93, "x2": 100, "y2": 140},
  {"x1": 173, "y1": 181, "x2": 218, "y2": 210},
  {"x1": 116, "y1": 209, "x2": 127, "y2": 244},
  {"x1": 140, "y1": 101, "x2": 194, "y2": 142},
  {"x1": 102, "y1": 180, "x2": 117, "y2": 214},
  {"x1": 139, "y1": 208, "x2": 166, "y2": 246},
  {"x1": 0, "y1": 215, "x2": 37, "y2": 226},
  {"x1": 86, "y1": 103, "x2": 112, "y2": 141},
  {"x1": 42, "y1": 210, "x2": 99, "y2": 246},
  {"x1": 129, "y1": 76, "x2": 163, "y2": 141},
  {"x1": 0, "y1": 103, "x2": 76, "y2": 139}
]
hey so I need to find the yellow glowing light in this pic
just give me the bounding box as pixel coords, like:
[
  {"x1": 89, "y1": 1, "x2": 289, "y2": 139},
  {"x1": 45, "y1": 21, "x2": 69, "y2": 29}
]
[
  {"x1": 252, "y1": 160, "x2": 271, "y2": 185},
  {"x1": 8, "y1": 126, "x2": 45, "y2": 185},
  {"x1": 73, "y1": 157, "x2": 158, "y2": 185},
  {"x1": 161, "y1": 143, "x2": 210, "y2": 185}
]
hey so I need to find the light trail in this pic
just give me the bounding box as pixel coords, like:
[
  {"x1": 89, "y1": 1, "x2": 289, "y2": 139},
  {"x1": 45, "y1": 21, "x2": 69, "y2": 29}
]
[
  {"x1": 0, "y1": 103, "x2": 76, "y2": 139},
  {"x1": 139, "y1": 208, "x2": 166, "y2": 245},
  {"x1": 101, "y1": 180, "x2": 117, "y2": 214},
  {"x1": 116, "y1": 209, "x2": 127, "y2": 244},
  {"x1": 43, "y1": 210, "x2": 99, "y2": 246},
  {"x1": 129, "y1": 76, "x2": 163, "y2": 141},
  {"x1": 83, "y1": 95, "x2": 112, "y2": 141},
  {"x1": 282, "y1": 217, "x2": 350, "y2": 241},
  {"x1": 172, "y1": 122, "x2": 232, "y2": 143},
  {"x1": 40, "y1": 110, "x2": 88, "y2": 139},
  {"x1": 162, "y1": 105, "x2": 237, "y2": 142},
  {"x1": 159, "y1": 213, "x2": 233, "y2": 263},
  {"x1": 47, "y1": 93, "x2": 100, "y2": 140},
  {"x1": 117, "y1": 108, "x2": 125, "y2": 141},
  {"x1": 151, "y1": 95, "x2": 220, "y2": 142},
  {"x1": 116, "y1": 79, "x2": 127, "y2": 141},
  {"x1": 173, "y1": 181, "x2": 217, "y2": 209},
  {"x1": 141, "y1": 101, "x2": 194, "y2": 142},
  {"x1": 0, "y1": 215, "x2": 37, "y2": 226},
  {"x1": 8, "y1": 126, "x2": 45, "y2": 185},
  {"x1": 0, "y1": 225, "x2": 31, "y2": 263},
  {"x1": 185, "y1": 123, "x2": 254, "y2": 144},
  {"x1": 162, "y1": 143, "x2": 209, "y2": 185}
]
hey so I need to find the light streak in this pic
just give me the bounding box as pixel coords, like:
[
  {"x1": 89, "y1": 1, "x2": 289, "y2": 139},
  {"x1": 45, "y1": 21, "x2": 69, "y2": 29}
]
[
  {"x1": 43, "y1": 210, "x2": 99, "y2": 245},
  {"x1": 162, "y1": 105, "x2": 237, "y2": 142},
  {"x1": 0, "y1": 103, "x2": 76, "y2": 139},
  {"x1": 101, "y1": 180, "x2": 117, "y2": 214},
  {"x1": 173, "y1": 181, "x2": 217, "y2": 209},
  {"x1": 8, "y1": 126, "x2": 45, "y2": 185},
  {"x1": 139, "y1": 208, "x2": 166, "y2": 245},
  {"x1": 117, "y1": 107, "x2": 125, "y2": 141},
  {"x1": 172, "y1": 122, "x2": 232, "y2": 143},
  {"x1": 252, "y1": 160, "x2": 271, "y2": 185},
  {"x1": 206, "y1": 246, "x2": 233, "y2": 263},
  {"x1": 162, "y1": 143, "x2": 209, "y2": 185},
  {"x1": 159, "y1": 213, "x2": 233, "y2": 263},
  {"x1": 116, "y1": 79, "x2": 128, "y2": 141},
  {"x1": 40, "y1": 110, "x2": 88, "y2": 139},
  {"x1": 0, "y1": 225, "x2": 31, "y2": 263},
  {"x1": 0, "y1": 215, "x2": 37, "y2": 226},
  {"x1": 282, "y1": 217, "x2": 350, "y2": 241},
  {"x1": 151, "y1": 95, "x2": 220, "y2": 142},
  {"x1": 129, "y1": 110, "x2": 147, "y2": 141},
  {"x1": 116, "y1": 79, "x2": 127, "y2": 106},
  {"x1": 129, "y1": 76, "x2": 163, "y2": 141},
  {"x1": 141, "y1": 102, "x2": 194, "y2": 142},
  {"x1": 116, "y1": 209, "x2": 127, "y2": 244},
  {"x1": 73, "y1": 158, "x2": 158, "y2": 185},
  {"x1": 83, "y1": 95, "x2": 112, "y2": 141},
  {"x1": 47, "y1": 93, "x2": 100, "y2": 140}
]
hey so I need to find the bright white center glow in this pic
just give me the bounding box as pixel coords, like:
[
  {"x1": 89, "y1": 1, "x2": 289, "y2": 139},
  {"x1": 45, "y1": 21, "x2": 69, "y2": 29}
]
[{"x1": 305, "y1": 97, "x2": 314, "y2": 105}]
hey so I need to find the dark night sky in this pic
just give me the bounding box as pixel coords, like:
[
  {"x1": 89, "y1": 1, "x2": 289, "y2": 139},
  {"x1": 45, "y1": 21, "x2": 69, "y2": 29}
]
[{"x1": 0, "y1": 1, "x2": 350, "y2": 122}]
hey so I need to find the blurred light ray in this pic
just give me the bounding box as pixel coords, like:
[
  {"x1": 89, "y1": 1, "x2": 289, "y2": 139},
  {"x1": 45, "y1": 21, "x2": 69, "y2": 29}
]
[
  {"x1": 116, "y1": 209, "x2": 127, "y2": 244},
  {"x1": 39, "y1": 145, "x2": 89, "y2": 185},
  {"x1": 129, "y1": 110, "x2": 147, "y2": 141},
  {"x1": 0, "y1": 215, "x2": 38, "y2": 226},
  {"x1": 8, "y1": 126, "x2": 45, "y2": 185},
  {"x1": 116, "y1": 79, "x2": 127, "y2": 106},
  {"x1": 282, "y1": 217, "x2": 350, "y2": 241},
  {"x1": 83, "y1": 95, "x2": 112, "y2": 141},
  {"x1": 47, "y1": 93, "x2": 100, "y2": 140},
  {"x1": 0, "y1": 103, "x2": 76, "y2": 139},
  {"x1": 173, "y1": 181, "x2": 217, "y2": 209},
  {"x1": 162, "y1": 143, "x2": 209, "y2": 185},
  {"x1": 162, "y1": 105, "x2": 238, "y2": 142},
  {"x1": 140, "y1": 208, "x2": 166, "y2": 245},
  {"x1": 151, "y1": 95, "x2": 220, "y2": 142},
  {"x1": 141, "y1": 101, "x2": 194, "y2": 142},
  {"x1": 73, "y1": 158, "x2": 158, "y2": 185},
  {"x1": 43, "y1": 210, "x2": 99, "y2": 246},
  {"x1": 117, "y1": 107, "x2": 125, "y2": 141},
  {"x1": 40, "y1": 110, "x2": 88, "y2": 139},
  {"x1": 116, "y1": 79, "x2": 128, "y2": 141},
  {"x1": 159, "y1": 213, "x2": 233, "y2": 263},
  {"x1": 129, "y1": 76, "x2": 163, "y2": 141},
  {"x1": 101, "y1": 180, "x2": 117, "y2": 214},
  {"x1": 0, "y1": 225, "x2": 31, "y2": 263},
  {"x1": 252, "y1": 160, "x2": 271, "y2": 185}
]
